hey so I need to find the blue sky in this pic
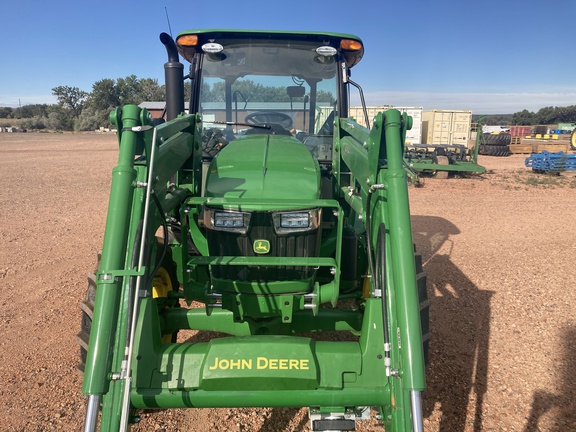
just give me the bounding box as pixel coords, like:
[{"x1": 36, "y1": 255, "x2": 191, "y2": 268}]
[{"x1": 1, "y1": 0, "x2": 575, "y2": 114}]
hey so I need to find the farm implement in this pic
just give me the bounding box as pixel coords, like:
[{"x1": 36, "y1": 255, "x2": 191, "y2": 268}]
[
  {"x1": 404, "y1": 142, "x2": 484, "y2": 179},
  {"x1": 403, "y1": 128, "x2": 486, "y2": 180},
  {"x1": 79, "y1": 29, "x2": 429, "y2": 432},
  {"x1": 525, "y1": 151, "x2": 576, "y2": 173}
]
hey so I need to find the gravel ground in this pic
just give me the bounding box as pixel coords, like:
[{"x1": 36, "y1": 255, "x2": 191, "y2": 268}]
[{"x1": 0, "y1": 132, "x2": 575, "y2": 431}]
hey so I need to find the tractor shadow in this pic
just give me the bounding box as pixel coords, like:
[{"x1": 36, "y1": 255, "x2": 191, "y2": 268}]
[
  {"x1": 522, "y1": 326, "x2": 576, "y2": 431},
  {"x1": 412, "y1": 215, "x2": 494, "y2": 432}
]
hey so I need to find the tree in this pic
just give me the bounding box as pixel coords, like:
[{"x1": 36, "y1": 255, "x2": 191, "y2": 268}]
[
  {"x1": 52, "y1": 86, "x2": 87, "y2": 118},
  {"x1": 553, "y1": 106, "x2": 576, "y2": 123},
  {"x1": 139, "y1": 78, "x2": 165, "y2": 102},
  {"x1": 0, "y1": 107, "x2": 13, "y2": 118},
  {"x1": 86, "y1": 79, "x2": 121, "y2": 128},
  {"x1": 84, "y1": 76, "x2": 166, "y2": 128},
  {"x1": 512, "y1": 109, "x2": 535, "y2": 126},
  {"x1": 116, "y1": 75, "x2": 141, "y2": 105},
  {"x1": 88, "y1": 78, "x2": 120, "y2": 111},
  {"x1": 45, "y1": 105, "x2": 71, "y2": 130},
  {"x1": 51, "y1": 86, "x2": 88, "y2": 130},
  {"x1": 18, "y1": 104, "x2": 49, "y2": 118}
]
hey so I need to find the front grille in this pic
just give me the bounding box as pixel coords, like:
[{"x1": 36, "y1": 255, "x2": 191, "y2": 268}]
[{"x1": 206, "y1": 212, "x2": 320, "y2": 283}]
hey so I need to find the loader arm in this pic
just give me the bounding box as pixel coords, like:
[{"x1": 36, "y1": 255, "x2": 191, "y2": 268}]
[{"x1": 336, "y1": 111, "x2": 426, "y2": 430}]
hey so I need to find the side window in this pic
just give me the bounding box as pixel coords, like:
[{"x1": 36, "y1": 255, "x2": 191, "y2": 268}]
[{"x1": 200, "y1": 78, "x2": 229, "y2": 159}]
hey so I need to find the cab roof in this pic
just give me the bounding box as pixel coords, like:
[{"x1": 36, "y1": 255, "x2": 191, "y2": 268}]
[{"x1": 175, "y1": 29, "x2": 364, "y2": 68}]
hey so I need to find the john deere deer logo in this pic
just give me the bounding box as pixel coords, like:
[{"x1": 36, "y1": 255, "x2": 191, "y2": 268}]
[{"x1": 253, "y1": 240, "x2": 270, "y2": 254}]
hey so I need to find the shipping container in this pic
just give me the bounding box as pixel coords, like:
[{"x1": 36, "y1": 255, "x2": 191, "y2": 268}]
[
  {"x1": 534, "y1": 125, "x2": 547, "y2": 135},
  {"x1": 508, "y1": 126, "x2": 531, "y2": 137},
  {"x1": 422, "y1": 109, "x2": 472, "y2": 145},
  {"x1": 349, "y1": 106, "x2": 423, "y2": 144},
  {"x1": 557, "y1": 123, "x2": 576, "y2": 132},
  {"x1": 348, "y1": 106, "x2": 391, "y2": 127}
]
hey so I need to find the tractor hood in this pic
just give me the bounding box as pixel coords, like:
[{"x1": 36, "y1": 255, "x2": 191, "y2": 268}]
[{"x1": 205, "y1": 135, "x2": 320, "y2": 201}]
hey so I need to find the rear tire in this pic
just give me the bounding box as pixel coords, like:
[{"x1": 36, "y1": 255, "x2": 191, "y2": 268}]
[{"x1": 571, "y1": 129, "x2": 576, "y2": 150}]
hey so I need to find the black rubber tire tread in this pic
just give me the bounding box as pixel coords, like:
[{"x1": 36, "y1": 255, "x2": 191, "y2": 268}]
[
  {"x1": 480, "y1": 144, "x2": 510, "y2": 157},
  {"x1": 491, "y1": 145, "x2": 510, "y2": 156},
  {"x1": 483, "y1": 133, "x2": 511, "y2": 147},
  {"x1": 483, "y1": 133, "x2": 497, "y2": 145},
  {"x1": 77, "y1": 268, "x2": 97, "y2": 373},
  {"x1": 432, "y1": 155, "x2": 449, "y2": 179},
  {"x1": 374, "y1": 228, "x2": 430, "y2": 368},
  {"x1": 77, "y1": 245, "x2": 179, "y2": 374},
  {"x1": 415, "y1": 253, "x2": 430, "y2": 367}
]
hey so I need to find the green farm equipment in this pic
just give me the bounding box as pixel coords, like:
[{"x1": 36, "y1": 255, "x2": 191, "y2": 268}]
[
  {"x1": 79, "y1": 29, "x2": 429, "y2": 432},
  {"x1": 404, "y1": 121, "x2": 486, "y2": 179}
]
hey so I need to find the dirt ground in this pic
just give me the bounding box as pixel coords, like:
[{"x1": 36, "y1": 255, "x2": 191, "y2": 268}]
[{"x1": 0, "y1": 132, "x2": 575, "y2": 432}]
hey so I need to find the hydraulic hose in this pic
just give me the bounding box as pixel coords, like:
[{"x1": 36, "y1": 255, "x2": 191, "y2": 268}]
[
  {"x1": 145, "y1": 192, "x2": 169, "y2": 293},
  {"x1": 365, "y1": 183, "x2": 391, "y2": 375}
]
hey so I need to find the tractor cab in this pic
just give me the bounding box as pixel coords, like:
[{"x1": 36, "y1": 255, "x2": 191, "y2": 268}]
[{"x1": 175, "y1": 30, "x2": 364, "y2": 171}]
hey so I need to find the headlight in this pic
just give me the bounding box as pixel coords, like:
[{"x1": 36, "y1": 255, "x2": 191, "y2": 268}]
[
  {"x1": 273, "y1": 209, "x2": 320, "y2": 234},
  {"x1": 204, "y1": 208, "x2": 251, "y2": 234}
]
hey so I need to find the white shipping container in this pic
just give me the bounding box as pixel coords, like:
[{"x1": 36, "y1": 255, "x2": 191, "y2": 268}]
[
  {"x1": 421, "y1": 109, "x2": 472, "y2": 145},
  {"x1": 395, "y1": 106, "x2": 423, "y2": 145},
  {"x1": 349, "y1": 106, "x2": 423, "y2": 144},
  {"x1": 348, "y1": 106, "x2": 391, "y2": 127}
]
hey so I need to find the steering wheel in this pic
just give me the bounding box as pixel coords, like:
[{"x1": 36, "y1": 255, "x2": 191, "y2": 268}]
[{"x1": 244, "y1": 111, "x2": 294, "y2": 130}]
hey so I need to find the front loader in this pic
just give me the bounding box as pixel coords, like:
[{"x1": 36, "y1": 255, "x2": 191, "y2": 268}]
[{"x1": 78, "y1": 29, "x2": 429, "y2": 432}]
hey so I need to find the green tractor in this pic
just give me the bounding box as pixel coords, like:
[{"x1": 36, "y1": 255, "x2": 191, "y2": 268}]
[{"x1": 79, "y1": 29, "x2": 429, "y2": 431}]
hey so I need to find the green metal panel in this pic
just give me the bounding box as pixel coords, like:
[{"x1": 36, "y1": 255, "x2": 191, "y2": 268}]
[
  {"x1": 178, "y1": 28, "x2": 363, "y2": 44},
  {"x1": 205, "y1": 136, "x2": 320, "y2": 200}
]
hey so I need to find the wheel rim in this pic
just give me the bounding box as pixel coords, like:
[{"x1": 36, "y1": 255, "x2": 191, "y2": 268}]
[
  {"x1": 152, "y1": 267, "x2": 175, "y2": 343},
  {"x1": 152, "y1": 267, "x2": 172, "y2": 299}
]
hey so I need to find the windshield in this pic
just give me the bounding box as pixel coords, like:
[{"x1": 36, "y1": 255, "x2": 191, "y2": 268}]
[{"x1": 198, "y1": 39, "x2": 338, "y2": 159}]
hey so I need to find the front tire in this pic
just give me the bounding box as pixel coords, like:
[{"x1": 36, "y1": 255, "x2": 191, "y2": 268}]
[
  {"x1": 374, "y1": 226, "x2": 430, "y2": 365},
  {"x1": 76, "y1": 244, "x2": 179, "y2": 373},
  {"x1": 77, "y1": 267, "x2": 97, "y2": 373}
]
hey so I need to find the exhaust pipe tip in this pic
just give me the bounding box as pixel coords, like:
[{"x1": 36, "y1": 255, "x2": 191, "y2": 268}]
[{"x1": 160, "y1": 32, "x2": 179, "y2": 63}]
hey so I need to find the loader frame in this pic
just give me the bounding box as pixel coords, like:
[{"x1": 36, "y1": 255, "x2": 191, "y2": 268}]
[{"x1": 80, "y1": 29, "x2": 427, "y2": 432}]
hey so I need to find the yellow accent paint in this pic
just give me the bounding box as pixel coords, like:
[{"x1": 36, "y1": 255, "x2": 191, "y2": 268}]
[{"x1": 207, "y1": 357, "x2": 310, "y2": 371}]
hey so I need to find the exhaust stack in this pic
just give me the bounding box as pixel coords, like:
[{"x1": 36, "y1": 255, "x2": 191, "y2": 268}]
[{"x1": 160, "y1": 32, "x2": 184, "y2": 121}]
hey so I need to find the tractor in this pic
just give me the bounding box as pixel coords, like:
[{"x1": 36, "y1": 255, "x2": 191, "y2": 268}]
[{"x1": 79, "y1": 29, "x2": 429, "y2": 432}]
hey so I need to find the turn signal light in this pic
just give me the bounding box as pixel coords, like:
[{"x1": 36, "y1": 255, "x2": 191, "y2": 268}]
[
  {"x1": 340, "y1": 39, "x2": 363, "y2": 51},
  {"x1": 177, "y1": 34, "x2": 199, "y2": 46}
]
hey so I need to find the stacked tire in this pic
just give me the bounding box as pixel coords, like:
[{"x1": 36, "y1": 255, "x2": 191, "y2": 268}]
[{"x1": 479, "y1": 133, "x2": 511, "y2": 156}]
